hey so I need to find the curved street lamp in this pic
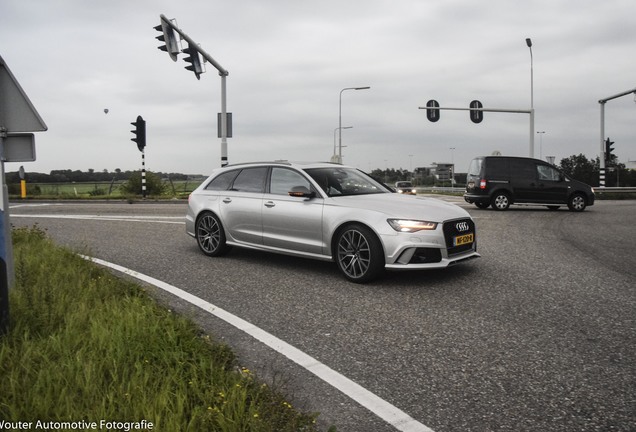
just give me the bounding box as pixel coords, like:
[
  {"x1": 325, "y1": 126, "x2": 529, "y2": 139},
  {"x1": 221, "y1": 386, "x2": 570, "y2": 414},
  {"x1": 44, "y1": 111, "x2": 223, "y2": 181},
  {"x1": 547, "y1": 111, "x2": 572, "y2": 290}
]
[
  {"x1": 338, "y1": 86, "x2": 370, "y2": 163},
  {"x1": 526, "y1": 38, "x2": 535, "y2": 158}
]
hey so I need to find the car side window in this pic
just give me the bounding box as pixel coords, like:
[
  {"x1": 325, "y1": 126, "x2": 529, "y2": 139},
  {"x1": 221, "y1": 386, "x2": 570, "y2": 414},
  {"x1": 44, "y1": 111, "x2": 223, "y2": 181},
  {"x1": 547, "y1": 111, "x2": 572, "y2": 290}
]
[
  {"x1": 536, "y1": 164, "x2": 561, "y2": 181},
  {"x1": 231, "y1": 167, "x2": 268, "y2": 193},
  {"x1": 205, "y1": 170, "x2": 240, "y2": 191},
  {"x1": 270, "y1": 168, "x2": 311, "y2": 195}
]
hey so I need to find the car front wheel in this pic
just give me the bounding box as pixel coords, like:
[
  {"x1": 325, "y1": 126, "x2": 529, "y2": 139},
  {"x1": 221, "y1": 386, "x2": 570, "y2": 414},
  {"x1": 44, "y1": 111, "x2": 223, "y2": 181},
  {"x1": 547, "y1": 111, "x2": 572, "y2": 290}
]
[
  {"x1": 335, "y1": 224, "x2": 384, "y2": 283},
  {"x1": 567, "y1": 193, "x2": 587, "y2": 212},
  {"x1": 196, "y1": 212, "x2": 231, "y2": 256}
]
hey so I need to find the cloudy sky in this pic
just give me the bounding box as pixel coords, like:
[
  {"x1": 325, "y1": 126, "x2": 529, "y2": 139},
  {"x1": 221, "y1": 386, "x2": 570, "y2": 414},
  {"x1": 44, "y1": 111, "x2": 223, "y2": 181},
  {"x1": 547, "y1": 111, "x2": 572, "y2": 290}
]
[{"x1": 1, "y1": 0, "x2": 635, "y2": 176}]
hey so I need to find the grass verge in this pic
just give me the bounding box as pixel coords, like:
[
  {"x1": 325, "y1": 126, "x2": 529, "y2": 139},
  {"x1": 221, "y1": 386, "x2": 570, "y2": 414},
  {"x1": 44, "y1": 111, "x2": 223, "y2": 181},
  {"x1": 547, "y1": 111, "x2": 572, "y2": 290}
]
[{"x1": 0, "y1": 225, "x2": 325, "y2": 431}]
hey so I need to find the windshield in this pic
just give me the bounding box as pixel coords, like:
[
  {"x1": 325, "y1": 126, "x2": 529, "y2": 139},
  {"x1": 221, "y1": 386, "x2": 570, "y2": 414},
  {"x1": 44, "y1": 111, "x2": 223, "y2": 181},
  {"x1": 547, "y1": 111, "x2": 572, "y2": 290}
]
[
  {"x1": 304, "y1": 167, "x2": 391, "y2": 197},
  {"x1": 467, "y1": 158, "x2": 483, "y2": 176}
]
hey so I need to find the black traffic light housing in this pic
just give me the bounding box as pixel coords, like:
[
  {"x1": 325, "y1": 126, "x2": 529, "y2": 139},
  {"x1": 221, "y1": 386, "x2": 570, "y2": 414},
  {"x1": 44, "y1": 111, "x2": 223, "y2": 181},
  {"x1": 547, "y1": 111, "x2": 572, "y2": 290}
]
[
  {"x1": 426, "y1": 100, "x2": 440, "y2": 122},
  {"x1": 154, "y1": 18, "x2": 180, "y2": 62},
  {"x1": 605, "y1": 137, "x2": 615, "y2": 164},
  {"x1": 131, "y1": 116, "x2": 146, "y2": 152},
  {"x1": 470, "y1": 100, "x2": 483, "y2": 123},
  {"x1": 183, "y1": 43, "x2": 204, "y2": 80}
]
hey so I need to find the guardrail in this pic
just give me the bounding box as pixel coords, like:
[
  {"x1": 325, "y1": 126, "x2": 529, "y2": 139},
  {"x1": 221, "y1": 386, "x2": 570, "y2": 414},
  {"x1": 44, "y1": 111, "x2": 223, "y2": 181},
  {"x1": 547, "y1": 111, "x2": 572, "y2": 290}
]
[{"x1": 416, "y1": 186, "x2": 636, "y2": 194}]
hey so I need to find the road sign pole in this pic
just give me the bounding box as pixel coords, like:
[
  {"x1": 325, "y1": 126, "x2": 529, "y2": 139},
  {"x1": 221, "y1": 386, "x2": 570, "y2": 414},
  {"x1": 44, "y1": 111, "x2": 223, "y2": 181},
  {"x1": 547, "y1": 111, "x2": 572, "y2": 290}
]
[{"x1": 0, "y1": 131, "x2": 11, "y2": 334}]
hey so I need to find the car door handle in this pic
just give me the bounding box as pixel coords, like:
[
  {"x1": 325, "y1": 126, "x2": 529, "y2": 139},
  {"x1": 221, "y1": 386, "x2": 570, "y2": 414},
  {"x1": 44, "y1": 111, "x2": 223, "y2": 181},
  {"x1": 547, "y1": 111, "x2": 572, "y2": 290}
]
[
  {"x1": 264, "y1": 201, "x2": 276, "y2": 208},
  {"x1": 223, "y1": 197, "x2": 232, "y2": 204}
]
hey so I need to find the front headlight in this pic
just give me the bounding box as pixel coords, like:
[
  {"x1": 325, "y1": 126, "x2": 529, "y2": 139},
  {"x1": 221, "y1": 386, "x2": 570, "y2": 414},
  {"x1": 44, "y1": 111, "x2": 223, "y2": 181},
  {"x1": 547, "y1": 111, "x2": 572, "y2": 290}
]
[{"x1": 387, "y1": 219, "x2": 438, "y2": 232}]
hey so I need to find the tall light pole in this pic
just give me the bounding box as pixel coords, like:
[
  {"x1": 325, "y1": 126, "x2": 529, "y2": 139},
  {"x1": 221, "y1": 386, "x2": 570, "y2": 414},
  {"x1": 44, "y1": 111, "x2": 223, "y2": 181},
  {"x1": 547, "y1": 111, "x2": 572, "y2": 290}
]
[
  {"x1": 339, "y1": 86, "x2": 370, "y2": 163},
  {"x1": 537, "y1": 131, "x2": 545, "y2": 160},
  {"x1": 526, "y1": 38, "x2": 535, "y2": 158},
  {"x1": 333, "y1": 126, "x2": 352, "y2": 162},
  {"x1": 449, "y1": 147, "x2": 456, "y2": 186}
]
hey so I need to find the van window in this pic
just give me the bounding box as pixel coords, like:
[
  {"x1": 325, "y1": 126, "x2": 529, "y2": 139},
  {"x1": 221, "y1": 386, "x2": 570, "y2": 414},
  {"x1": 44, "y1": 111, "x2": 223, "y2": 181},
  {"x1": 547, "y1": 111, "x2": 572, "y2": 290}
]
[
  {"x1": 510, "y1": 159, "x2": 535, "y2": 180},
  {"x1": 536, "y1": 164, "x2": 561, "y2": 181},
  {"x1": 467, "y1": 159, "x2": 483, "y2": 176},
  {"x1": 485, "y1": 158, "x2": 509, "y2": 177}
]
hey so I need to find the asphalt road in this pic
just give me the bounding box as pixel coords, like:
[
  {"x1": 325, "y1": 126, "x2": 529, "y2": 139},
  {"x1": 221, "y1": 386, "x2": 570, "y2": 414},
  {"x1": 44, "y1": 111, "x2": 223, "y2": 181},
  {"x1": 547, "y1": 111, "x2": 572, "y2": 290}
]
[{"x1": 8, "y1": 198, "x2": 636, "y2": 432}]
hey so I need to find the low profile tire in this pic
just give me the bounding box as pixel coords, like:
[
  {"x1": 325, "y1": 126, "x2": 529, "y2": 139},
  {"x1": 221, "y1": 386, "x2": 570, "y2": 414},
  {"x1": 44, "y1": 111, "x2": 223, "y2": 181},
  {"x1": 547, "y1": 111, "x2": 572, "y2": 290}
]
[
  {"x1": 475, "y1": 202, "x2": 490, "y2": 209},
  {"x1": 196, "y1": 212, "x2": 230, "y2": 256},
  {"x1": 567, "y1": 193, "x2": 587, "y2": 212},
  {"x1": 491, "y1": 192, "x2": 511, "y2": 211},
  {"x1": 335, "y1": 224, "x2": 384, "y2": 283}
]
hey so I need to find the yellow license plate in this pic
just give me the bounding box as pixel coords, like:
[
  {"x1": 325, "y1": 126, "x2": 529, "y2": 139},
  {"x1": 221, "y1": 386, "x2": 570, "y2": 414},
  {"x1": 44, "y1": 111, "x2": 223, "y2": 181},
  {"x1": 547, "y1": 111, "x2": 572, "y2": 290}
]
[{"x1": 454, "y1": 233, "x2": 474, "y2": 246}]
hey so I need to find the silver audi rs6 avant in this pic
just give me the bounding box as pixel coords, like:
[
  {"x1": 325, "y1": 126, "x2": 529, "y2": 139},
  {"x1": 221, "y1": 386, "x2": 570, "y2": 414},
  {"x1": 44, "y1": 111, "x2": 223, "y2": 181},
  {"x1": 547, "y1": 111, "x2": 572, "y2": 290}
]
[{"x1": 186, "y1": 162, "x2": 479, "y2": 283}]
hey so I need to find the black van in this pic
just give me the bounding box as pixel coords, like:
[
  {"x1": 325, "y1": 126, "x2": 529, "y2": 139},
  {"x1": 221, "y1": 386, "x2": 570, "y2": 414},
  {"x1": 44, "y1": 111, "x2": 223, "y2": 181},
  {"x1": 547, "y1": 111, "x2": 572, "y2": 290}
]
[{"x1": 464, "y1": 156, "x2": 595, "y2": 211}]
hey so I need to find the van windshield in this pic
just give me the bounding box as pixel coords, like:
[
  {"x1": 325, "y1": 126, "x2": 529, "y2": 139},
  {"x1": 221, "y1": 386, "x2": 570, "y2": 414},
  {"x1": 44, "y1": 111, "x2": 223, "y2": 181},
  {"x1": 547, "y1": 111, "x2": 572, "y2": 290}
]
[{"x1": 467, "y1": 158, "x2": 483, "y2": 176}]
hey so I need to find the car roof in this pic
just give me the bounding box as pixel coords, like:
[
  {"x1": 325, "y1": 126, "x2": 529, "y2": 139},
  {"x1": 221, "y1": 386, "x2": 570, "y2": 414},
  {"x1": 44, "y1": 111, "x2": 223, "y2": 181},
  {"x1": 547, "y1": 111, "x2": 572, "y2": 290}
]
[{"x1": 216, "y1": 161, "x2": 350, "y2": 170}]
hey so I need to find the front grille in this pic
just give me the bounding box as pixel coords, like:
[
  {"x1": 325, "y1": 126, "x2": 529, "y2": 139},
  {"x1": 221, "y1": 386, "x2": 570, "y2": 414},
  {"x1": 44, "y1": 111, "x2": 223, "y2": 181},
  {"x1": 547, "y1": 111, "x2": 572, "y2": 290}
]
[{"x1": 442, "y1": 218, "x2": 476, "y2": 256}]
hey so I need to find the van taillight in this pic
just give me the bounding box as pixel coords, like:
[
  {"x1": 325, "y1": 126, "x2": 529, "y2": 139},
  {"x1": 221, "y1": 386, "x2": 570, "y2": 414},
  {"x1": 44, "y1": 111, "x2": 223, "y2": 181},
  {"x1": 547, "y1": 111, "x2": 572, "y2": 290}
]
[{"x1": 479, "y1": 179, "x2": 487, "y2": 189}]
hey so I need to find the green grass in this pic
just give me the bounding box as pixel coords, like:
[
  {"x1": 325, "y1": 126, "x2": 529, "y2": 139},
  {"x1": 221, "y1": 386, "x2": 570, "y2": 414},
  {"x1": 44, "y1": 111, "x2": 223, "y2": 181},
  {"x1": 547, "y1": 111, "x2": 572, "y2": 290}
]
[{"x1": 1, "y1": 226, "x2": 325, "y2": 431}]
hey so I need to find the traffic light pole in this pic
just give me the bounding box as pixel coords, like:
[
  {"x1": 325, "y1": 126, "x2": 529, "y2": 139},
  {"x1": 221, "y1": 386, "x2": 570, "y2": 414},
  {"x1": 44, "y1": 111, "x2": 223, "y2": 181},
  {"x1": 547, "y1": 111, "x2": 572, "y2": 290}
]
[
  {"x1": 419, "y1": 105, "x2": 533, "y2": 157},
  {"x1": 598, "y1": 87, "x2": 636, "y2": 187},
  {"x1": 157, "y1": 15, "x2": 230, "y2": 167}
]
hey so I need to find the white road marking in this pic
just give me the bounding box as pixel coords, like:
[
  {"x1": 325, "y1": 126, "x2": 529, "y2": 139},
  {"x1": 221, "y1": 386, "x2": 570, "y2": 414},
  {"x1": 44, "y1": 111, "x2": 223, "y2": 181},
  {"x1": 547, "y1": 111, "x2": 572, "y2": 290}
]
[
  {"x1": 11, "y1": 214, "x2": 184, "y2": 224},
  {"x1": 83, "y1": 255, "x2": 435, "y2": 432}
]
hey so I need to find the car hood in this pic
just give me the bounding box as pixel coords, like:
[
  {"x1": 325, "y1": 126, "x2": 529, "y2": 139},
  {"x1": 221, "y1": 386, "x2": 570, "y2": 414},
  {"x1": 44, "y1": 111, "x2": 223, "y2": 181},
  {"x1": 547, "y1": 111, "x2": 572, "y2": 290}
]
[{"x1": 327, "y1": 193, "x2": 470, "y2": 222}]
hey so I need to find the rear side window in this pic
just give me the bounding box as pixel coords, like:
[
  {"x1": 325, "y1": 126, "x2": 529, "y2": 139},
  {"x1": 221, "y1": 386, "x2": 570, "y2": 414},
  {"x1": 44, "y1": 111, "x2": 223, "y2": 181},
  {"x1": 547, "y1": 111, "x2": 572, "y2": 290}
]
[
  {"x1": 205, "y1": 170, "x2": 239, "y2": 191},
  {"x1": 231, "y1": 167, "x2": 268, "y2": 193},
  {"x1": 509, "y1": 159, "x2": 535, "y2": 180},
  {"x1": 485, "y1": 158, "x2": 509, "y2": 177}
]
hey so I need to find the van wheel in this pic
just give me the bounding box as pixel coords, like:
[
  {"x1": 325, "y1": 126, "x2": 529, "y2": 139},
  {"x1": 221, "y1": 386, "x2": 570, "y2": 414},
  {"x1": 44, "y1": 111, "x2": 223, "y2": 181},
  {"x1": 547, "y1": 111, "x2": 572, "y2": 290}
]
[
  {"x1": 475, "y1": 202, "x2": 489, "y2": 209},
  {"x1": 491, "y1": 192, "x2": 511, "y2": 211},
  {"x1": 567, "y1": 193, "x2": 586, "y2": 212}
]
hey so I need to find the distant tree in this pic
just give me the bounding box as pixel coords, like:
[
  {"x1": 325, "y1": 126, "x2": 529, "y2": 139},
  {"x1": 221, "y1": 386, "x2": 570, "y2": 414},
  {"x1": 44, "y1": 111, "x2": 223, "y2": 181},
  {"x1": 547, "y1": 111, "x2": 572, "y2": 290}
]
[{"x1": 559, "y1": 154, "x2": 598, "y2": 186}]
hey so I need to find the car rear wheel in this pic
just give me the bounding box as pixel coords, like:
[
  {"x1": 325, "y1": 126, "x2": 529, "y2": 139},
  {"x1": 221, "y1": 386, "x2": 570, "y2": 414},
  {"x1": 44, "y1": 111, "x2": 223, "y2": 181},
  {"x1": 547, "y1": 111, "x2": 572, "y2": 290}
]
[
  {"x1": 567, "y1": 193, "x2": 587, "y2": 212},
  {"x1": 491, "y1": 192, "x2": 511, "y2": 211},
  {"x1": 335, "y1": 224, "x2": 384, "y2": 283},
  {"x1": 196, "y1": 212, "x2": 231, "y2": 256}
]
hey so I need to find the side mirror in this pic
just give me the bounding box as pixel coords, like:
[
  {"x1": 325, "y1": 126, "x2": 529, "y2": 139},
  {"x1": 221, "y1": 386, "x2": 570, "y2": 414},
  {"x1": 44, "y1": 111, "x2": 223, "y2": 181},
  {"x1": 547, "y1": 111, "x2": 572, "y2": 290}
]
[{"x1": 288, "y1": 186, "x2": 316, "y2": 199}]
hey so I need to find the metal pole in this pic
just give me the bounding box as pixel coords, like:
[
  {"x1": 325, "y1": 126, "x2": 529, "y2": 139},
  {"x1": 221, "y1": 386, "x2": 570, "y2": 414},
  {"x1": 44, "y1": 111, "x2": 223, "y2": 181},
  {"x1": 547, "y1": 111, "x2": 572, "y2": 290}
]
[
  {"x1": 141, "y1": 150, "x2": 146, "y2": 198},
  {"x1": 526, "y1": 38, "x2": 535, "y2": 158},
  {"x1": 221, "y1": 74, "x2": 228, "y2": 166},
  {"x1": 338, "y1": 86, "x2": 370, "y2": 164},
  {"x1": 600, "y1": 102, "x2": 606, "y2": 187},
  {"x1": 0, "y1": 131, "x2": 9, "y2": 334}
]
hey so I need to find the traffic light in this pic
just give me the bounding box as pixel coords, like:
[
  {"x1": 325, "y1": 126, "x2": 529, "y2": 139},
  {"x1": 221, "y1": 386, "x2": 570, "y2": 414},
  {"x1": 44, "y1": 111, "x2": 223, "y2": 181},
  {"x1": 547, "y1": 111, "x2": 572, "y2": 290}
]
[
  {"x1": 131, "y1": 116, "x2": 146, "y2": 152},
  {"x1": 605, "y1": 137, "x2": 615, "y2": 164},
  {"x1": 426, "y1": 100, "x2": 440, "y2": 122},
  {"x1": 470, "y1": 100, "x2": 483, "y2": 123},
  {"x1": 154, "y1": 17, "x2": 180, "y2": 62},
  {"x1": 183, "y1": 43, "x2": 204, "y2": 80}
]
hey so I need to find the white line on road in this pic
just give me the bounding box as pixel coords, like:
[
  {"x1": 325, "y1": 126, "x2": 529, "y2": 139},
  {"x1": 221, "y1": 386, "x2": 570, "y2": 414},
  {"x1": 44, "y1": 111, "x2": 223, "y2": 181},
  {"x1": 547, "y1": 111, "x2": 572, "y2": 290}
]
[
  {"x1": 84, "y1": 255, "x2": 435, "y2": 432},
  {"x1": 11, "y1": 214, "x2": 184, "y2": 224}
]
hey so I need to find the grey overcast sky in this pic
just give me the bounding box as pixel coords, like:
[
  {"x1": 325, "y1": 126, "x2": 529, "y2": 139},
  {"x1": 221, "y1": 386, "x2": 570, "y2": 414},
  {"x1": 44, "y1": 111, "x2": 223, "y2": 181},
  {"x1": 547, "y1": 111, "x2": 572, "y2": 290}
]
[{"x1": 1, "y1": 0, "x2": 635, "y2": 175}]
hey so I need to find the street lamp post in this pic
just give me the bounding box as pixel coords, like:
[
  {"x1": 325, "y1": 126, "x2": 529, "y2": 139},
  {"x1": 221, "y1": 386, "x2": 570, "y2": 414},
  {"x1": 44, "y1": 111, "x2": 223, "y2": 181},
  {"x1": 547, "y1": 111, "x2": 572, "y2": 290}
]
[
  {"x1": 333, "y1": 126, "x2": 352, "y2": 162},
  {"x1": 338, "y1": 86, "x2": 370, "y2": 163},
  {"x1": 526, "y1": 38, "x2": 535, "y2": 158},
  {"x1": 449, "y1": 147, "x2": 456, "y2": 186}
]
